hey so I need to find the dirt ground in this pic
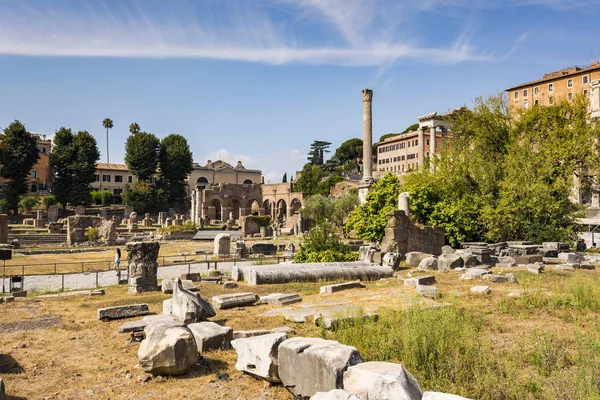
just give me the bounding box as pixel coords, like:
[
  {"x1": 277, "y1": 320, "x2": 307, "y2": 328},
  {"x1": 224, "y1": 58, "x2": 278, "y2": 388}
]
[{"x1": 1, "y1": 266, "x2": 598, "y2": 399}]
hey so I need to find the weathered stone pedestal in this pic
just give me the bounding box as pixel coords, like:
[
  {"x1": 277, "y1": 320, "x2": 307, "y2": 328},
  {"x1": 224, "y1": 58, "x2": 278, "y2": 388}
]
[{"x1": 127, "y1": 241, "x2": 160, "y2": 294}]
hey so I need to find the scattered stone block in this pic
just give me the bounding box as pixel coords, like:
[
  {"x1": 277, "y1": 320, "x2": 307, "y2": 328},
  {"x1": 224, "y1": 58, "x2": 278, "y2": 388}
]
[
  {"x1": 311, "y1": 390, "x2": 362, "y2": 400},
  {"x1": 470, "y1": 286, "x2": 491, "y2": 295},
  {"x1": 2, "y1": 296, "x2": 14, "y2": 303},
  {"x1": 315, "y1": 313, "x2": 379, "y2": 330},
  {"x1": 417, "y1": 257, "x2": 438, "y2": 271},
  {"x1": 505, "y1": 273, "x2": 518, "y2": 284},
  {"x1": 416, "y1": 285, "x2": 441, "y2": 299},
  {"x1": 233, "y1": 329, "x2": 270, "y2": 339},
  {"x1": 11, "y1": 290, "x2": 27, "y2": 298},
  {"x1": 222, "y1": 282, "x2": 238, "y2": 289},
  {"x1": 138, "y1": 323, "x2": 197, "y2": 376},
  {"x1": 405, "y1": 252, "x2": 431, "y2": 267},
  {"x1": 343, "y1": 362, "x2": 422, "y2": 400},
  {"x1": 97, "y1": 304, "x2": 149, "y2": 321},
  {"x1": 495, "y1": 262, "x2": 516, "y2": 268},
  {"x1": 182, "y1": 273, "x2": 201, "y2": 282},
  {"x1": 118, "y1": 320, "x2": 148, "y2": 333},
  {"x1": 172, "y1": 278, "x2": 216, "y2": 323},
  {"x1": 250, "y1": 243, "x2": 277, "y2": 255},
  {"x1": 403, "y1": 275, "x2": 435, "y2": 287},
  {"x1": 554, "y1": 265, "x2": 575, "y2": 271},
  {"x1": 232, "y1": 332, "x2": 288, "y2": 382},
  {"x1": 278, "y1": 337, "x2": 363, "y2": 398},
  {"x1": 319, "y1": 282, "x2": 366, "y2": 294},
  {"x1": 127, "y1": 241, "x2": 160, "y2": 294},
  {"x1": 580, "y1": 263, "x2": 596, "y2": 270},
  {"x1": 558, "y1": 252, "x2": 584, "y2": 264},
  {"x1": 188, "y1": 321, "x2": 233, "y2": 353},
  {"x1": 271, "y1": 326, "x2": 295, "y2": 335},
  {"x1": 527, "y1": 263, "x2": 543, "y2": 274},
  {"x1": 263, "y1": 293, "x2": 302, "y2": 306},
  {"x1": 482, "y1": 274, "x2": 517, "y2": 283},
  {"x1": 284, "y1": 309, "x2": 315, "y2": 323},
  {"x1": 382, "y1": 252, "x2": 400, "y2": 269},
  {"x1": 437, "y1": 254, "x2": 463, "y2": 271},
  {"x1": 466, "y1": 268, "x2": 491, "y2": 278},
  {"x1": 515, "y1": 255, "x2": 543, "y2": 264},
  {"x1": 422, "y1": 392, "x2": 472, "y2": 400},
  {"x1": 161, "y1": 279, "x2": 198, "y2": 294},
  {"x1": 212, "y1": 292, "x2": 258, "y2": 309},
  {"x1": 460, "y1": 254, "x2": 479, "y2": 267},
  {"x1": 441, "y1": 245, "x2": 455, "y2": 255},
  {"x1": 214, "y1": 233, "x2": 231, "y2": 256}
]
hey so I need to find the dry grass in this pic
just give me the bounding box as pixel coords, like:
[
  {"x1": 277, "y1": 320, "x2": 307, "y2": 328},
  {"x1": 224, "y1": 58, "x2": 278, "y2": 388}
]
[{"x1": 3, "y1": 265, "x2": 600, "y2": 399}]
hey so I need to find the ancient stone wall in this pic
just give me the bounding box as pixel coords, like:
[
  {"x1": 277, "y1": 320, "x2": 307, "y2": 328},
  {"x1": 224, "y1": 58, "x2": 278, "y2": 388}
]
[
  {"x1": 380, "y1": 210, "x2": 444, "y2": 256},
  {"x1": 66, "y1": 215, "x2": 102, "y2": 246}
]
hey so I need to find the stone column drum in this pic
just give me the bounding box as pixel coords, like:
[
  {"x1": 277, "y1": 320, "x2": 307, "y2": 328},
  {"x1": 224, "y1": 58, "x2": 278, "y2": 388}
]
[{"x1": 127, "y1": 241, "x2": 160, "y2": 294}]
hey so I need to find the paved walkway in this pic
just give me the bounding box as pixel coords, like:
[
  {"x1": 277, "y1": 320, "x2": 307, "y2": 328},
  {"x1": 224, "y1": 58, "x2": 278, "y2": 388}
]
[{"x1": 1, "y1": 260, "x2": 256, "y2": 293}]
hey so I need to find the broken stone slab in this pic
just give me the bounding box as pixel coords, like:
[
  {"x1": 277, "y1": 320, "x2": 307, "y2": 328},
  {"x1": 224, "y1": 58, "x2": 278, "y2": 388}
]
[
  {"x1": 37, "y1": 289, "x2": 105, "y2": 299},
  {"x1": 311, "y1": 390, "x2": 361, "y2": 400},
  {"x1": 460, "y1": 253, "x2": 479, "y2": 267},
  {"x1": 382, "y1": 252, "x2": 400, "y2": 269},
  {"x1": 482, "y1": 274, "x2": 517, "y2": 283},
  {"x1": 495, "y1": 262, "x2": 516, "y2": 268},
  {"x1": 142, "y1": 315, "x2": 186, "y2": 328},
  {"x1": 422, "y1": 392, "x2": 472, "y2": 400},
  {"x1": 1, "y1": 296, "x2": 14, "y2": 304},
  {"x1": 138, "y1": 323, "x2": 197, "y2": 376},
  {"x1": 405, "y1": 252, "x2": 432, "y2": 267},
  {"x1": 466, "y1": 268, "x2": 491, "y2": 277},
  {"x1": 580, "y1": 263, "x2": 596, "y2": 270},
  {"x1": 554, "y1": 265, "x2": 575, "y2": 271},
  {"x1": 527, "y1": 263, "x2": 544, "y2": 274},
  {"x1": 343, "y1": 362, "x2": 422, "y2": 400},
  {"x1": 97, "y1": 304, "x2": 149, "y2": 321},
  {"x1": 470, "y1": 286, "x2": 491, "y2": 295},
  {"x1": 172, "y1": 278, "x2": 216, "y2": 324},
  {"x1": 160, "y1": 279, "x2": 198, "y2": 294},
  {"x1": 212, "y1": 292, "x2": 258, "y2": 309},
  {"x1": 558, "y1": 252, "x2": 584, "y2": 264},
  {"x1": 437, "y1": 254, "x2": 463, "y2": 271},
  {"x1": 278, "y1": 337, "x2": 363, "y2": 399},
  {"x1": 320, "y1": 282, "x2": 366, "y2": 294},
  {"x1": 542, "y1": 257, "x2": 562, "y2": 264},
  {"x1": 271, "y1": 326, "x2": 295, "y2": 335},
  {"x1": 515, "y1": 255, "x2": 543, "y2": 264},
  {"x1": 233, "y1": 329, "x2": 270, "y2": 339},
  {"x1": 283, "y1": 308, "x2": 316, "y2": 323},
  {"x1": 188, "y1": 321, "x2": 233, "y2": 353},
  {"x1": 441, "y1": 245, "x2": 455, "y2": 255},
  {"x1": 232, "y1": 332, "x2": 288, "y2": 382},
  {"x1": 263, "y1": 293, "x2": 302, "y2": 306},
  {"x1": 222, "y1": 282, "x2": 238, "y2": 289},
  {"x1": 247, "y1": 263, "x2": 393, "y2": 285},
  {"x1": 417, "y1": 257, "x2": 438, "y2": 271},
  {"x1": 416, "y1": 284, "x2": 441, "y2": 299},
  {"x1": 403, "y1": 275, "x2": 435, "y2": 287},
  {"x1": 118, "y1": 320, "x2": 148, "y2": 333}
]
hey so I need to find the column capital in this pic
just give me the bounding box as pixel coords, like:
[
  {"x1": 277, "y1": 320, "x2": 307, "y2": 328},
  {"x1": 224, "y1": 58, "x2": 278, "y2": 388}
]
[{"x1": 362, "y1": 88, "x2": 373, "y2": 102}]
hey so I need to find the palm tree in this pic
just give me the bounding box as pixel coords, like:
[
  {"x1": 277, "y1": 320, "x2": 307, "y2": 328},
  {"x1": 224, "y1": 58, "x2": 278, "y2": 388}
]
[
  {"x1": 102, "y1": 118, "x2": 113, "y2": 163},
  {"x1": 129, "y1": 122, "x2": 141, "y2": 135}
]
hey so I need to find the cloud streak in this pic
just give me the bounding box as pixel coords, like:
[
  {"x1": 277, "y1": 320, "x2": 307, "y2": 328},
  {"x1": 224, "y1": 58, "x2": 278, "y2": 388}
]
[{"x1": 0, "y1": 0, "x2": 562, "y2": 66}]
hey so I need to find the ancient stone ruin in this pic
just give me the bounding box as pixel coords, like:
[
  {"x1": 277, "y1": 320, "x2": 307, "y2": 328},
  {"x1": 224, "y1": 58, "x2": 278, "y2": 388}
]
[
  {"x1": 66, "y1": 215, "x2": 102, "y2": 246},
  {"x1": 127, "y1": 241, "x2": 160, "y2": 294}
]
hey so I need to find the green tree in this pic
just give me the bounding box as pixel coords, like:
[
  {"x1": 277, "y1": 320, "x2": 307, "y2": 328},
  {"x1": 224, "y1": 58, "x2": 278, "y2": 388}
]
[
  {"x1": 334, "y1": 138, "x2": 362, "y2": 172},
  {"x1": 101, "y1": 190, "x2": 113, "y2": 205},
  {"x1": 51, "y1": 128, "x2": 100, "y2": 207},
  {"x1": 158, "y1": 134, "x2": 193, "y2": 208},
  {"x1": 90, "y1": 190, "x2": 102, "y2": 205},
  {"x1": 0, "y1": 121, "x2": 39, "y2": 214},
  {"x1": 125, "y1": 132, "x2": 160, "y2": 182},
  {"x1": 282, "y1": 172, "x2": 287, "y2": 183},
  {"x1": 332, "y1": 192, "x2": 360, "y2": 235},
  {"x1": 122, "y1": 181, "x2": 167, "y2": 214},
  {"x1": 346, "y1": 173, "x2": 400, "y2": 242},
  {"x1": 302, "y1": 195, "x2": 334, "y2": 225},
  {"x1": 41, "y1": 195, "x2": 57, "y2": 209},
  {"x1": 102, "y1": 118, "x2": 113, "y2": 163},
  {"x1": 307, "y1": 140, "x2": 332, "y2": 165},
  {"x1": 19, "y1": 196, "x2": 39, "y2": 213},
  {"x1": 293, "y1": 164, "x2": 323, "y2": 197},
  {"x1": 129, "y1": 122, "x2": 141, "y2": 135}
]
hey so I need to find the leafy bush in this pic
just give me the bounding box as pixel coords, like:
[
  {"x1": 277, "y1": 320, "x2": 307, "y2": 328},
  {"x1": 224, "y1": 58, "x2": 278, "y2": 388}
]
[
  {"x1": 294, "y1": 222, "x2": 357, "y2": 263},
  {"x1": 245, "y1": 215, "x2": 271, "y2": 227},
  {"x1": 122, "y1": 181, "x2": 168, "y2": 214},
  {"x1": 19, "y1": 196, "x2": 39, "y2": 212},
  {"x1": 84, "y1": 226, "x2": 99, "y2": 241},
  {"x1": 90, "y1": 191, "x2": 102, "y2": 205},
  {"x1": 41, "y1": 195, "x2": 57, "y2": 209},
  {"x1": 101, "y1": 190, "x2": 113, "y2": 205}
]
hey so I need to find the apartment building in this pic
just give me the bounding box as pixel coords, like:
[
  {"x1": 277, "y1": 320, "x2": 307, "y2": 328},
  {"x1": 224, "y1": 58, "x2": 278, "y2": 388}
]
[
  {"x1": 506, "y1": 62, "x2": 600, "y2": 112},
  {"x1": 374, "y1": 112, "x2": 451, "y2": 179},
  {"x1": 91, "y1": 163, "x2": 137, "y2": 199},
  {"x1": 0, "y1": 135, "x2": 52, "y2": 194}
]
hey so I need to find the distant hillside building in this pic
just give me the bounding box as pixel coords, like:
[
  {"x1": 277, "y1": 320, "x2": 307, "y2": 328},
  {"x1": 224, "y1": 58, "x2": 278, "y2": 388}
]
[
  {"x1": 0, "y1": 134, "x2": 52, "y2": 194},
  {"x1": 506, "y1": 62, "x2": 600, "y2": 118},
  {"x1": 91, "y1": 163, "x2": 138, "y2": 202},
  {"x1": 374, "y1": 112, "x2": 452, "y2": 179}
]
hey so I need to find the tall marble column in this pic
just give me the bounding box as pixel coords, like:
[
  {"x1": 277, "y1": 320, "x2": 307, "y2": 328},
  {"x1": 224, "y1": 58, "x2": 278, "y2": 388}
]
[
  {"x1": 430, "y1": 126, "x2": 437, "y2": 172},
  {"x1": 361, "y1": 88, "x2": 374, "y2": 183},
  {"x1": 418, "y1": 128, "x2": 424, "y2": 164}
]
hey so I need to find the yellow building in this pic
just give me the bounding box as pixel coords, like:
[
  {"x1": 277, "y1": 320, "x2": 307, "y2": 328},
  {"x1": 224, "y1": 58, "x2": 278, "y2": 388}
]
[
  {"x1": 0, "y1": 135, "x2": 52, "y2": 194},
  {"x1": 187, "y1": 160, "x2": 262, "y2": 194},
  {"x1": 91, "y1": 163, "x2": 137, "y2": 198},
  {"x1": 506, "y1": 62, "x2": 600, "y2": 111}
]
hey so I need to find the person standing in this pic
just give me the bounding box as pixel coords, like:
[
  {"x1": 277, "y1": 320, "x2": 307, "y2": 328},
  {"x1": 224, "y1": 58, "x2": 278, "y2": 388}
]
[{"x1": 114, "y1": 248, "x2": 121, "y2": 282}]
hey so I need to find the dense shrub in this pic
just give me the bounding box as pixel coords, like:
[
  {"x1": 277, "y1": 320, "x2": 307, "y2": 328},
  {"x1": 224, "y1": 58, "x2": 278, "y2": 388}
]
[
  {"x1": 41, "y1": 195, "x2": 57, "y2": 209},
  {"x1": 0, "y1": 199, "x2": 10, "y2": 214},
  {"x1": 101, "y1": 190, "x2": 113, "y2": 205},
  {"x1": 84, "y1": 226, "x2": 98, "y2": 241},
  {"x1": 246, "y1": 215, "x2": 271, "y2": 227},
  {"x1": 19, "y1": 196, "x2": 39, "y2": 212},
  {"x1": 294, "y1": 222, "x2": 357, "y2": 263},
  {"x1": 90, "y1": 191, "x2": 102, "y2": 205}
]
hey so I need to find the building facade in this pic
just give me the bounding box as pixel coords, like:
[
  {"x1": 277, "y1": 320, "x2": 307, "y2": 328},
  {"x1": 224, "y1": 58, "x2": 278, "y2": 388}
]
[
  {"x1": 91, "y1": 163, "x2": 137, "y2": 200},
  {"x1": 506, "y1": 62, "x2": 600, "y2": 115},
  {"x1": 374, "y1": 112, "x2": 451, "y2": 179}
]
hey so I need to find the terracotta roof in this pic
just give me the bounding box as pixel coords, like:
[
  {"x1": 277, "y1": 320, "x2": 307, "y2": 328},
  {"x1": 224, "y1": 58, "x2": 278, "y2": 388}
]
[
  {"x1": 506, "y1": 62, "x2": 600, "y2": 91},
  {"x1": 96, "y1": 163, "x2": 129, "y2": 171}
]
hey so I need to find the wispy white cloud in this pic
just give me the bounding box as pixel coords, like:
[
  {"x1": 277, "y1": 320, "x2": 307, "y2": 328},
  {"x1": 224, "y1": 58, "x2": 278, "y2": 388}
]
[{"x1": 0, "y1": 0, "x2": 577, "y2": 66}]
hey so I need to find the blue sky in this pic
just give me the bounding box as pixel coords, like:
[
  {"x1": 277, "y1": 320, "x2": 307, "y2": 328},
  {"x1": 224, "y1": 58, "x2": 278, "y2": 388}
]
[{"x1": 0, "y1": 0, "x2": 599, "y2": 183}]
